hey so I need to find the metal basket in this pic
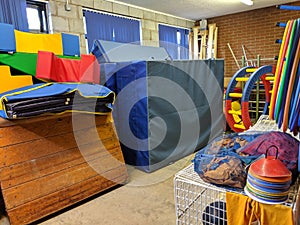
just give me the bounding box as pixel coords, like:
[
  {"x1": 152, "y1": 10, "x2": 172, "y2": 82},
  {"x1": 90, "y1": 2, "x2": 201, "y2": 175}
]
[
  {"x1": 174, "y1": 115, "x2": 300, "y2": 225},
  {"x1": 174, "y1": 164, "x2": 300, "y2": 225}
]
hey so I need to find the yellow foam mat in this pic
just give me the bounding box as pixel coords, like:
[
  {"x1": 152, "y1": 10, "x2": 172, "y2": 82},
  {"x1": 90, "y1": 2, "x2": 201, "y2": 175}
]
[
  {"x1": 0, "y1": 66, "x2": 33, "y2": 94},
  {"x1": 14, "y1": 30, "x2": 63, "y2": 55}
]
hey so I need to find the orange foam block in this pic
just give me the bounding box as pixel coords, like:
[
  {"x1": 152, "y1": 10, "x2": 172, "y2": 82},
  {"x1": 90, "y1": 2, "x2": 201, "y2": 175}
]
[{"x1": 0, "y1": 66, "x2": 33, "y2": 94}]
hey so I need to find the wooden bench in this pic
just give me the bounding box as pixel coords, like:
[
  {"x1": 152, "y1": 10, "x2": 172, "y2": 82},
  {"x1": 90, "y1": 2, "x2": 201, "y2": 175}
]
[{"x1": 0, "y1": 113, "x2": 128, "y2": 224}]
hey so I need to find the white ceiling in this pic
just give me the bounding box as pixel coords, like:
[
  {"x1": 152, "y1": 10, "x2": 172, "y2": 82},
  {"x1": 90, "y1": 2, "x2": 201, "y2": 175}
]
[{"x1": 109, "y1": 0, "x2": 299, "y2": 21}]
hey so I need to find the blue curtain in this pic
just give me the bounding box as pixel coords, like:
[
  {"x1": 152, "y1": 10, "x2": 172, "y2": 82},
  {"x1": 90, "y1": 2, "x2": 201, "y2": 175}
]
[
  {"x1": 0, "y1": 0, "x2": 29, "y2": 31},
  {"x1": 113, "y1": 18, "x2": 140, "y2": 44},
  {"x1": 159, "y1": 24, "x2": 189, "y2": 60},
  {"x1": 84, "y1": 10, "x2": 140, "y2": 52},
  {"x1": 159, "y1": 24, "x2": 177, "y2": 60},
  {"x1": 178, "y1": 28, "x2": 189, "y2": 59}
]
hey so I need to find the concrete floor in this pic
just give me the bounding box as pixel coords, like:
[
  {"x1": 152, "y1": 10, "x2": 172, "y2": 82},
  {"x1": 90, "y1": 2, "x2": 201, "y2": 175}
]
[{"x1": 0, "y1": 154, "x2": 194, "y2": 225}]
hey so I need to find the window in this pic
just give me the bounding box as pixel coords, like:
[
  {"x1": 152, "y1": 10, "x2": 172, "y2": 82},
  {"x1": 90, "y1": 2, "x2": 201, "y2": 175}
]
[
  {"x1": 26, "y1": 0, "x2": 49, "y2": 33},
  {"x1": 83, "y1": 10, "x2": 141, "y2": 52},
  {"x1": 159, "y1": 24, "x2": 190, "y2": 60}
]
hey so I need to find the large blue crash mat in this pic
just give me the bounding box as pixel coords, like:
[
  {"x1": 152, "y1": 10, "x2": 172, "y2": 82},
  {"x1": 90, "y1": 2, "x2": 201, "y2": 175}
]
[
  {"x1": 0, "y1": 83, "x2": 114, "y2": 119},
  {"x1": 93, "y1": 39, "x2": 224, "y2": 172},
  {"x1": 100, "y1": 60, "x2": 224, "y2": 172}
]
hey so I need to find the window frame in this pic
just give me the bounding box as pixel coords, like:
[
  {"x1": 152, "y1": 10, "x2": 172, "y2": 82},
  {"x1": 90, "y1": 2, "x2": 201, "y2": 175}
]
[{"x1": 26, "y1": 0, "x2": 49, "y2": 33}]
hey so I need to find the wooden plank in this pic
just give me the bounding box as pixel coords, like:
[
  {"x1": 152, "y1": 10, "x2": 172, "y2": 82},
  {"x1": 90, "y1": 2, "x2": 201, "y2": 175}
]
[
  {"x1": 0, "y1": 139, "x2": 120, "y2": 184},
  {"x1": 193, "y1": 26, "x2": 199, "y2": 59},
  {"x1": 0, "y1": 143, "x2": 121, "y2": 189},
  {"x1": 0, "y1": 114, "x2": 110, "y2": 147},
  {"x1": 72, "y1": 113, "x2": 113, "y2": 129},
  {"x1": 0, "y1": 126, "x2": 115, "y2": 167},
  {"x1": 207, "y1": 23, "x2": 216, "y2": 59},
  {"x1": 214, "y1": 27, "x2": 218, "y2": 58},
  {"x1": 188, "y1": 32, "x2": 193, "y2": 59},
  {"x1": 0, "y1": 117, "x2": 72, "y2": 148},
  {"x1": 6, "y1": 167, "x2": 127, "y2": 225},
  {"x1": 199, "y1": 31, "x2": 208, "y2": 59},
  {"x1": 0, "y1": 114, "x2": 70, "y2": 128},
  {"x1": 2, "y1": 151, "x2": 125, "y2": 209},
  {"x1": 199, "y1": 34, "x2": 204, "y2": 59},
  {"x1": 0, "y1": 113, "x2": 110, "y2": 128}
]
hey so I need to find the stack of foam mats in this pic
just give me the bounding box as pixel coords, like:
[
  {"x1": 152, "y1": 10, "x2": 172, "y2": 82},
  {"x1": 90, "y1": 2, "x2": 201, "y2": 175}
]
[{"x1": 0, "y1": 83, "x2": 115, "y2": 119}]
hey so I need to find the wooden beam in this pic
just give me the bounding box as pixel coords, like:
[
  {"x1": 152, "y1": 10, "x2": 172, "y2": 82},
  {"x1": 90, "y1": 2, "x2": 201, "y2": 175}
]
[
  {"x1": 207, "y1": 23, "x2": 216, "y2": 58},
  {"x1": 192, "y1": 26, "x2": 199, "y2": 59}
]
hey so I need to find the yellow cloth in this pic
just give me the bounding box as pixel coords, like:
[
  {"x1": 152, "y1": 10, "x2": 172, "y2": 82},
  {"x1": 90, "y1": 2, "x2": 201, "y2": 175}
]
[
  {"x1": 0, "y1": 66, "x2": 33, "y2": 94},
  {"x1": 14, "y1": 30, "x2": 63, "y2": 55},
  {"x1": 226, "y1": 192, "x2": 294, "y2": 225}
]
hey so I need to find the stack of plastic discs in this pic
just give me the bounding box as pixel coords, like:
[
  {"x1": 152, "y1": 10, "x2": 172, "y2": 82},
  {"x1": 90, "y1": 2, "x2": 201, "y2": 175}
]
[{"x1": 244, "y1": 146, "x2": 292, "y2": 204}]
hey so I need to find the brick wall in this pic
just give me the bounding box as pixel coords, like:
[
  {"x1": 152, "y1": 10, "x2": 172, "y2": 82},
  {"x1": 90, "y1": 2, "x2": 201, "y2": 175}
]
[
  {"x1": 48, "y1": 0, "x2": 194, "y2": 54},
  {"x1": 201, "y1": 1, "x2": 300, "y2": 79}
]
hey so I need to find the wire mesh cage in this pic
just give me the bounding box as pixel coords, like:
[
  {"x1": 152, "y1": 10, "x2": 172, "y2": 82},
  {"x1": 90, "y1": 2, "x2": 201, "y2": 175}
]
[
  {"x1": 174, "y1": 115, "x2": 300, "y2": 225},
  {"x1": 174, "y1": 164, "x2": 300, "y2": 225},
  {"x1": 174, "y1": 164, "x2": 228, "y2": 225}
]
